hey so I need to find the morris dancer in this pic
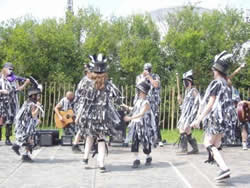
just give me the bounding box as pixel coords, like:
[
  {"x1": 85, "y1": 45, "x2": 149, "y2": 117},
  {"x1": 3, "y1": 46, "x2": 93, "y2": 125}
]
[
  {"x1": 12, "y1": 77, "x2": 44, "y2": 162},
  {"x1": 76, "y1": 54, "x2": 121, "y2": 173},
  {"x1": 176, "y1": 70, "x2": 200, "y2": 154},
  {"x1": 0, "y1": 62, "x2": 30, "y2": 145},
  {"x1": 72, "y1": 63, "x2": 94, "y2": 153},
  {"x1": 133, "y1": 63, "x2": 162, "y2": 147},
  {"x1": 191, "y1": 51, "x2": 237, "y2": 181},
  {"x1": 55, "y1": 91, "x2": 81, "y2": 153},
  {"x1": 123, "y1": 81, "x2": 157, "y2": 168}
]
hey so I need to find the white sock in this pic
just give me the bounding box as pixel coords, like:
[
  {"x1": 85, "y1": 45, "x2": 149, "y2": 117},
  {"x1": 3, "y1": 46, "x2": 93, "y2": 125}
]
[
  {"x1": 98, "y1": 141, "x2": 106, "y2": 168},
  {"x1": 211, "y1": 147, "x2": 228, "y2": 171},
  {"x1": 134, "y1": 152, "x2": 139, "y2": 160},
  {"x1": 73, "y1": 131, "x2": 81, "y2": 145},
  {"x1": 84, "y1": 136, "x2": 94, "y2": 160}
]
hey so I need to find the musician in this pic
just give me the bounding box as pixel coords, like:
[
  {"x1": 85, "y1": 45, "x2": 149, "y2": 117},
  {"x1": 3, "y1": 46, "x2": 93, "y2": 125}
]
[
  {"x1": 223, "y1": 63, "x2": 247, "y2": 147},
  {"x1": 176, "y1": 70, "x2": 200, "y2": 154},
  {"x1": 133, "y1": 63, "x2": 163, "y2": 147},
  {"x1": 221, "y1": 87, "x2": 241, "y2": 145},
  {"x1": 123, "y1": 81, "x2": 157, "y2": 168},
  {"x1": 0, "y1": 62, "x2": 30, "y2": 145},
  {"x1": 191, "y1": 51, "x2": 237, "y2": 181},
  {"x1": 77, "y1": 54, "x2": 122, "y2": 173},
  {"x1": 54, "y1": 91, "x2": 81, "y2": 152},
  {"x1": 238, "y1": 98, "x2": 250, "y2": 150},
  {"x1": 12, "y1": 79, "x2": 44, "y2": 162}
]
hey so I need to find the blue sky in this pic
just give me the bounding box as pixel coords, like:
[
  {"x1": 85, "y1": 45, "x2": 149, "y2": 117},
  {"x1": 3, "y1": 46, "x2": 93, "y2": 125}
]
[{"x1": 0, "y1": 0, "x2": 249, "y2": 21}]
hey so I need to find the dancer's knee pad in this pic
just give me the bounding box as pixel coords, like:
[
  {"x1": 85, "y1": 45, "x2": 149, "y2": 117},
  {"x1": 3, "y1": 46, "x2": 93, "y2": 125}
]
[
  {"x1": 143, "y1": 148, "x2": 151, "y2": 155},
  {"x1": 97, "y1": 139, "x2": 105, "y2": 143}
]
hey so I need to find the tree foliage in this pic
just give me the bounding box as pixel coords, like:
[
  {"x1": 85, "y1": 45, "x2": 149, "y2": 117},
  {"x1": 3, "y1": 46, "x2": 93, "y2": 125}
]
[
  {"x1": 161, "y1": 6, "x2": 250, "y2": 87},
  {"x1": 0, "y1": 6, "x2": 249, "y2": 88}
]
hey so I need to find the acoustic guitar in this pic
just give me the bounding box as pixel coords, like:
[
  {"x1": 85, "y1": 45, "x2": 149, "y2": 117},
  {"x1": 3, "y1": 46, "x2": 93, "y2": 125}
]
[
  {"x1": 54, "y1": 109, "x2": 75, "y2": 128},
  {"x1": 237, "y1": 102, "x2": 250, "y2": 122}
]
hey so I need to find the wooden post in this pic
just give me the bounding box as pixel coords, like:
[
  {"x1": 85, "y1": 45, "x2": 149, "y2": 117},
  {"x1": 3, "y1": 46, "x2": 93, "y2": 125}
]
[
  {"x1": 50, "y1": 82, "x2": 56, "y2": 129},
  {"x1": 171, "y1": 86, "x2": 175, "y2": 130},
  {"x1": 42, "y1": 82, "x2": 47, "y2": 127},
  {"x1": 159, "y1": 88, "x2": 162, "y2": 129},
  {"x1": 163, "y1": 86, "x2": 167, "y2": 130},
  {"x1": 121, "y1": 85, "x2": 124, "y2": 104},
  {"x1": 125, "y1": 85, "x2": 128, "y2": 105},
  {"x1": 242, "y1": 88, "x2": 245, "y2": 100},
  {"x1": 168, "y1": 87, "x2": 171, "y2": 130},
  {"x1": 46, "y1": 82, "x2": 51, "y2": 128},
  {"x1": 130, "y1": 85, "x2": 133, "y2": 107},
  {"x1": 176, "y1": 89, "x2": 179, "y2": 125}
]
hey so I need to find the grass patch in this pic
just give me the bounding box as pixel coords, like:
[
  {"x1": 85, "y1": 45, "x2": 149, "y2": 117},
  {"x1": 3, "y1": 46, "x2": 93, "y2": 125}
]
[
  {"x1": 161, "y1": 129, "x2": 204, "y2": 144},
  {"x1": 1, "y1": 125, "x2": 204, "y2": 144}
]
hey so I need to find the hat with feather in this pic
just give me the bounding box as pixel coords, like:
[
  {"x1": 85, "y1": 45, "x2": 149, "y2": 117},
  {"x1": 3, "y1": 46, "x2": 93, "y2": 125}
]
[
  {"x1": 28, "y1": 76, "x2": 43, "y2": 97},
  {"x1": 212, "y1": 50, "x2": 233, "y2": 75},
  {"x1": 89, "y1": 54, "x2": 108, "y2": 73}
]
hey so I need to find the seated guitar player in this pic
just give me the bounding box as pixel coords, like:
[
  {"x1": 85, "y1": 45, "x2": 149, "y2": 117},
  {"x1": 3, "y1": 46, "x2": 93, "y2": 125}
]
[{"x1": 54, "y1": 91, "x2": 76, "y2": 136}]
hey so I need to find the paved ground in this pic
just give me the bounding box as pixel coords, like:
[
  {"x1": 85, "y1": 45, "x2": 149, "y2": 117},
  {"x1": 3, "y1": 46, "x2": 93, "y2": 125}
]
[{"x1": 0, "y1": 141, "x2": 250, "y2": 188}]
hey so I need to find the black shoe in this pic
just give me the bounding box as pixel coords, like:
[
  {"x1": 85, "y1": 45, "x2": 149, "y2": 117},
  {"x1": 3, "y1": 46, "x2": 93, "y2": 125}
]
[
  {"x1": 72, "y1": 144, "x2": 82, "y2": 153},
  {"x1": 176, "y1": 133, "x2": 188, "y2": 154},
  {"x1": 83, "y1": 158, "x2": 91, "y2": 169},
  {"x1": 99, "y1": 167, "x2": 107, "y2": 173},
  {"x1": 187, "y1": 135, "x2": 198, "y2": 154},
  {"x1": 22, "y1": 155, "x2": 33, "y2": 162},
  {"x1": 217, "y1": 175, "x2": 230, "y2": 181},
  {"x1": 12, "y1": 144, "x2": 20, "y2": 156},
  {"x1": 145, "y1": 157, "x2": 152, "y2": 166},
  {"x1": 217, "y1": 146, "x2": 223, "y2": 151},
  {"x1": 215, "y1": 169, "x2": 231, "y2": 180},
  {"x1": 132, "y1": 160, "x2": 140, "y2": 168},
  {"x1": 82, "y1": 158, "x2": 88, "y2": 165},
  {"x1": 187, "y1": 148, "x2": 199, "y2": 155},
  {"x1": 5, "y1": 139, "x2": 12, "y2": 146}
]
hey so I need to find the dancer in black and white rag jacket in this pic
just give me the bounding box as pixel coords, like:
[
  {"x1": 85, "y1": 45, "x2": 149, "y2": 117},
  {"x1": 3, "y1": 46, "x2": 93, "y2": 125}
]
[
  {"x1": 71, "y1": 63, "x2": 95, "y2": 153},
  {"x1": 12, "y1": 77, "x2": 44, "y2": 162},
  {"x1": 176, "y1": 70, "x2": 200, "y2": 154},
  {"x1": 76, "y1": 54, "x2": 122, "y2": 173},
  {"x1": 191, "y1": 51, "x2": 237, "y2": 181},
  {"x1": 133, "y1": 63, "x2": 162, "y2": 147},
  {"x1": 0, "y1": 62, "x2": 30, "y2": 145},
  {"x1": 123, "y1": 81, "x2": 157, "y2": 168}
]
